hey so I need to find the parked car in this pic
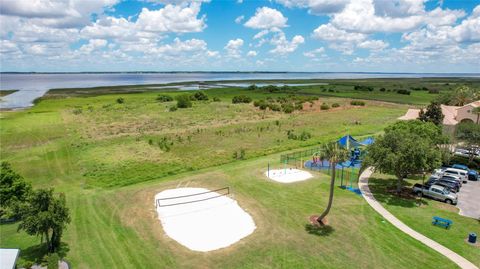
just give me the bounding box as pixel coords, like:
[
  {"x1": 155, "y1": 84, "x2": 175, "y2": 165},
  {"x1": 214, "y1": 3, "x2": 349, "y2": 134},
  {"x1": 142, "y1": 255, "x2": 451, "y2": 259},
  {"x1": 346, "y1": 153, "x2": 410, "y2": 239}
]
[
  {"x1": 412, "y1": 184, "x2": 458, "y2": 205},
  {"x1": 443, "y1": 168, "x2": 468, "y2": 182},
  {"x1": 451, "y1": 164, "x2": 479, "y2": 181},
  {"x1": 451, "y1": 164, "x2": 469, "y2": 171},
  {"x1": 426, "y1": 178, "x2": 458, "y2": 192},
  {"x1": 468, "y1": 170, "x2": 479, "y2": 181},
  {"x1": 439, "y1": 175, "x2": 462, "y2": 189}
]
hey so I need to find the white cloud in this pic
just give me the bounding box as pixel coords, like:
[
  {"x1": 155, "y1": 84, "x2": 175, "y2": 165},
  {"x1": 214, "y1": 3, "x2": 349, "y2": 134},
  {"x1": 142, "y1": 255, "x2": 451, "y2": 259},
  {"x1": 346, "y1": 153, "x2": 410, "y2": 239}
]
[
  {"x1": 79, "y1": 39, "x2": 108, "y2": 53},
  {"x1": 253, "y1": 29, "x2": 270, "y2": 39},
  {"x1": 207, "y1": 50, "x2": 219, "y2": 57},
  {"x1": 270, "y1": 32, "x2": 304, "y2": 54},
  {"x1": 275, "y1": 0, "x2": 349, "y2": 15},
  {"x1": 372, "y1": 0, "x2": 426, "y2": 18},
  {"x1": 0, "y1": 0, "x2": 119, "y2": 28},
  {"x1": 247, "y1": 50, "x2": 257, "y2": 56},
  {"x1": 224, "y1": 38, "x2": 244, "y2": 58},
  {"x1": 312, "y1": 23, "x2": 366, "y2": 42},
  {"x1": 331, "y1": 0, "x2": 465, "y2": 34},
  {"x1": 303, "y1": 47, "x2": 325, "y2": 57},
  {"x1": 0, "y1": 39, "x2": 21, "y2": 54},
  {"x1": 357, "y1": 40, "x2": 388, "y2": 50},
  {"x1": 450, "y1": 6, "x2": 480, "y2": 42},
  {"x1": 244, "y1": 7, "x2": 287, "y2": 29},
  {"x1": 136, "y1": 3, "x2": 206, "y2": 33},
  {"x1": 235, "y1": 15, "x2": 244, "y2": 24},
  {"x1": 80, "y1": 16, "x2": 137, "y2": 40}
]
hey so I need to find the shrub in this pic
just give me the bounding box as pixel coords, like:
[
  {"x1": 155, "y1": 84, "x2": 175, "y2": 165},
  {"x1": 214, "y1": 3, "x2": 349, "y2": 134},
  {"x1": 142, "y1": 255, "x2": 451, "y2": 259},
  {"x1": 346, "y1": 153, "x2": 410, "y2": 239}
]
[
  {"x1": 331, "y1": 103, "x2": 340, "y2": 108},
  {"x1": 269, "y1": 103, "x2": 281, "y2": 111},
  {"x1": 287, "y1": 130, "x2": 311, "y2": 141},
  {"x1": 396, "y1": 89, "x2": 411, "y2": 95},
  {"x1": 379, "y1": 87, "x2": 386, "y2": 92},
  {"x1": 282, "y1": 103, "x2": 294, "y2": 113},
  {"x1": 232, "y1": 95, "x2": 252, "y2": 104},
  {"x1": 72, "y1": 107, "x2": 83, "y2": 115},
  {"x1": 169, "y1": 105, "x2": 177, "y2": 112},
  {"x1": 299, "y1": 131, "x2": 312, "y2": 141},
  {"x1": 156, "y1": 94, "x2": 173, "y2": 102},
  {"x1": 253, "y1": 100, "x2": 264, "y2": 107},
  {"x1": 176, "y1": 94, "x2": 192, "y2": 108},
  {"x1": 192, "y1": 91, "x2": 208, "y2": 101},
  {"x1": 247, "y1": 84, "x2": 258, "y2": 91},
  {"x1": 320, "y1": 103, "x2": 330, "y2": 110},
  {"x1": 213, "y1": 97, "x2": 221, "y2": 102},
  {"x1": 354, "y1": 85, "x2": 374, "y2": 91},
  {"x1": 328, "y1": 89, "x2": 335, "y2": 92},
  {"x1": 350, "y1": 100, "x2": 366, "y2": 106},
  {"x1": 428, "y1": 88, "x2": 440, "y2": 94},
  {"x1": 116, "y1": 97, "x2": 125, "y2": 104},
  {"x1": 47, "y1": 253, "x2": 60, "y2": 269}
]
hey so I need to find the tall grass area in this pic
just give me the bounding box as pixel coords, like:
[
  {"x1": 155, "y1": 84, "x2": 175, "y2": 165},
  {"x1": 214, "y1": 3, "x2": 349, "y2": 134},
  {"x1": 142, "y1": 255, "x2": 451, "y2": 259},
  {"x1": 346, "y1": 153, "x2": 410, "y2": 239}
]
[{"x1": 1, "y1": 91, "x2": 404, "y2": 188}]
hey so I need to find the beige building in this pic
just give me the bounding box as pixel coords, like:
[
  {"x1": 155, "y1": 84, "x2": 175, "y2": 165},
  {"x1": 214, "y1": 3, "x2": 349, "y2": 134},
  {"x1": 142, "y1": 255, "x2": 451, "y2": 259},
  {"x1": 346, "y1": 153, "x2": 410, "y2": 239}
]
[{"x1": 399, "y1": 100, "x2": 480, "y2": 127}]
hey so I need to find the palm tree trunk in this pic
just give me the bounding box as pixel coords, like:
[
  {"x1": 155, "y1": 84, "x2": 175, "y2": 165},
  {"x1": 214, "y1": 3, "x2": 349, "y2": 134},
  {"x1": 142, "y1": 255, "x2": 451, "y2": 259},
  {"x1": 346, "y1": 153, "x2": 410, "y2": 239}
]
[{"x1": 317, "y1": 162, "x2": 336, "y2": 223}]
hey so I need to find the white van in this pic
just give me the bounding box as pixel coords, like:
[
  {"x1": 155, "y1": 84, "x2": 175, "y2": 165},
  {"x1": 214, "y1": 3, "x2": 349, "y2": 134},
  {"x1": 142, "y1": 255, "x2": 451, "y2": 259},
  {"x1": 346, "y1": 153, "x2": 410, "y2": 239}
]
[{"x1": 443, "y1": 168, "x2": 468, "y2": 182}]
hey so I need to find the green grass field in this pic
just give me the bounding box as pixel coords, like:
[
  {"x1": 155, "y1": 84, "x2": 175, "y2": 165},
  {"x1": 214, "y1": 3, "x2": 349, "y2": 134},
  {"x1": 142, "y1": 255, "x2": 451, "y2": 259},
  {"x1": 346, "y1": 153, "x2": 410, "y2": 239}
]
[
  {"x1": 368, "y1": 174, "x2": 480, "y2": 266},
  {"x1": 1, "y1": 79, "x2": 478, "y2": 268}
]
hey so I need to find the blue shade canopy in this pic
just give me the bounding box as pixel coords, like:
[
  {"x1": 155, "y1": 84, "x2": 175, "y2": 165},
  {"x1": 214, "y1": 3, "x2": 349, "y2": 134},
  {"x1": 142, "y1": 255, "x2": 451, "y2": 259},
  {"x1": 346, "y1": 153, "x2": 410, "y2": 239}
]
[
  {"x1": 360, "y1": 137, "x2": 375, "y2": 145},
  {"x1": 337, "y1": 135, "x2": 374, "y2": 148}
]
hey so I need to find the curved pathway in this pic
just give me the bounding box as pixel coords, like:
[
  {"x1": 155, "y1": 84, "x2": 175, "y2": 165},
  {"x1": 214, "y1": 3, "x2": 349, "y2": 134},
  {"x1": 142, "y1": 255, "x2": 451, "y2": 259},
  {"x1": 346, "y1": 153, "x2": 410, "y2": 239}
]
[{"x1": 359, "y1": 167, "x2": 478, "y2": 269}]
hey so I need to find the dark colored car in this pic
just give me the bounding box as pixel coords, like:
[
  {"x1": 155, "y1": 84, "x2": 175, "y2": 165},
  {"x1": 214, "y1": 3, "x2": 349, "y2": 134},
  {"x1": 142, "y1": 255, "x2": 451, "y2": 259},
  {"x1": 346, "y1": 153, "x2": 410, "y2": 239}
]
[
  {"x1": 426, "y1": 179, "x2": 458, "y2": 193},
  {"x1": 439, "y1": 177, "x2": 461, "y2": 190},
  {"x1": 468, "y1": 170, "x2": 478, "y2": 181}
]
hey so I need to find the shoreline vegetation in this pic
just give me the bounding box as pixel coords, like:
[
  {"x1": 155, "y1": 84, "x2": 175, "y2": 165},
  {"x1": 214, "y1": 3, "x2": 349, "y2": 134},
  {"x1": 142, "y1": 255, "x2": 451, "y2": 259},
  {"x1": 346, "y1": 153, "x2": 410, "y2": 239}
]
[{"x1": 0, "y1": 90, "x2": 18, "y2": 97}]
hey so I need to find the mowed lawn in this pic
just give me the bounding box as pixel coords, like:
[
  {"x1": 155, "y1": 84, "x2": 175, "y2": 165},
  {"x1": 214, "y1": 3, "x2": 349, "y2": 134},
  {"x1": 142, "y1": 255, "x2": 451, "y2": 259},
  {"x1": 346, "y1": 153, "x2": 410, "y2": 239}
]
[
  {"x1": 0, "y1": 86, "x2": 467, "y2": 268},
  {"x1": 1, "y1": 156, "x2": 460, "y2": 268},
  {"x1": 368, "y1": 174, "x2": 480, "y2": 266}
]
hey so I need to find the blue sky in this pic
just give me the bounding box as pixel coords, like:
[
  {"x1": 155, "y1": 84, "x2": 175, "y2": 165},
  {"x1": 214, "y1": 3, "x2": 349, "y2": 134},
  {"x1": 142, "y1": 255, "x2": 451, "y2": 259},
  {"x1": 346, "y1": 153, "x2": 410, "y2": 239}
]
[{"x1": 0, "y1": 0, "x2": 479, "y2": 72}]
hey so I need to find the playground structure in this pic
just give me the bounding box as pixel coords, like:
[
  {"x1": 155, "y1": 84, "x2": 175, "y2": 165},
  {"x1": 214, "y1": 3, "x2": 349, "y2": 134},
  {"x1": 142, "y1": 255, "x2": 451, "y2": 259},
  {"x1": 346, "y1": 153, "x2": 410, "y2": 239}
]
[{"x1": 277, "y1": 135, "x2": 374, "y2": 192}]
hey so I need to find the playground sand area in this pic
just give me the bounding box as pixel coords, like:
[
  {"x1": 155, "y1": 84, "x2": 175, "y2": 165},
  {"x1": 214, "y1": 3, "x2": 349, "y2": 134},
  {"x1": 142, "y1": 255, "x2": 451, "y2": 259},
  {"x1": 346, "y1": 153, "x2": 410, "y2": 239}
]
[
  {"x1": 154, "y1": 187, "x2": 256, "y2": 252},
  {"x1": 266, "y1": 168, "x2": 313, "y2": 183}
]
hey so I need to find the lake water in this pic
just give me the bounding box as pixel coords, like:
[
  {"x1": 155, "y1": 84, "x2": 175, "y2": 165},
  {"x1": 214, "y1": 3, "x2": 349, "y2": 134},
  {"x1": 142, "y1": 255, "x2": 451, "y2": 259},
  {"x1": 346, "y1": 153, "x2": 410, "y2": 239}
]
[{"x1": 1, "y1": 72, "x2": 479, "y2": 109}]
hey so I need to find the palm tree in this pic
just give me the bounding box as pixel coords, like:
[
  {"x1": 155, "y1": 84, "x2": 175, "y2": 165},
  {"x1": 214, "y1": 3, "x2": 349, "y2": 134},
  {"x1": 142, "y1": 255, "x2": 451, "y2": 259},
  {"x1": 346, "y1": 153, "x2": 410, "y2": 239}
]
[
  {"x1": 473, "y1": 107, "x2": 480, "y2": 124},
  {"x1": 315, "y1": 142, "x2": 349, "y2": 225}
]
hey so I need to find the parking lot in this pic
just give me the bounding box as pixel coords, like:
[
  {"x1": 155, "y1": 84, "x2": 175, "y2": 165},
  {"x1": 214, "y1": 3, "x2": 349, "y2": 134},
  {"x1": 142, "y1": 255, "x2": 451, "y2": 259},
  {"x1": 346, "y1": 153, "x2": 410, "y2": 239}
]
[{"x1": 456, "y1": 180, "x2": 480, "y2": 219}]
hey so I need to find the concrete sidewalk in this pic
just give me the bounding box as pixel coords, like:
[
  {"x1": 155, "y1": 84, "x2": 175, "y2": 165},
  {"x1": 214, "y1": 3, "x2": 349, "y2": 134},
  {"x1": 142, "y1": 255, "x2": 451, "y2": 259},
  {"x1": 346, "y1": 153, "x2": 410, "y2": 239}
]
[{"x1": 359, "y1": 167, "x2": 478, "y2": 269}]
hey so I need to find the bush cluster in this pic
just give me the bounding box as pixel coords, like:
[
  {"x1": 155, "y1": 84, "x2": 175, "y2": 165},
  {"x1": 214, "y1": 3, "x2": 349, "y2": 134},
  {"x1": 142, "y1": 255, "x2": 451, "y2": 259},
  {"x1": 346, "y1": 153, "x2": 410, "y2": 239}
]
[
  {"x1": 116, "y1": 97, "x2": 125, "y2": 104},
  {"x1": 176, "y1": 94, "x2": 192, "y2": 108},
  {"x1": 396, "y1": 89, "x2": 411, "y2": 95},
  {"x1": 331, "y1": 103, "x2": 340, "y2": 108},
  {"x1": 350, "y1": 100, "x2": 366, "y2": 106},
  {"x1": 156, "y1": 94, "x2": 173, "y2": 102},
  {"x1": 232, "y1": 95, "x2": 252, "y2": 104},
  {"x1": 287, "y1": 130, "x2": 312, "y2": 141},
  {"x1": 253, "y1": 95, "x2": 316, "y2": 114},
  {"x1": 191, "y1": 91, "x2": 209, "y2": 101},
  {"x1": 320, "y1": 103, "x2": 330, "y2": 110},
  {"x1": 428, "y1": 88, "x2": 440, "y2": 94},
  {"x1": 354, "y1": 85, "x2": 374, "y2": 91},
  {"x1": 411, "y1": 86, "x2": 429, "y2": 91}
]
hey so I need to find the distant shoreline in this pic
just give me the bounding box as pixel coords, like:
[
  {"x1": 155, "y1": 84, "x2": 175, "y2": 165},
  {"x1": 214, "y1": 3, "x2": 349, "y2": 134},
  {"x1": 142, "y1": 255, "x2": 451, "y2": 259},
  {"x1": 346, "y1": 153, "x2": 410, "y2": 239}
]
[{"x1": 1, "y1": 71, "x2": 480, "y2": 76}]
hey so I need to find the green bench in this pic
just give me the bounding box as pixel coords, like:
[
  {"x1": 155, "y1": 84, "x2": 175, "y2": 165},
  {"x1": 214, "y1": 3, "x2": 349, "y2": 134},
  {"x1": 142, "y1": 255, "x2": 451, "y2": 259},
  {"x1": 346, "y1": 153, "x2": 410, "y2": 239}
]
[{"x1": 432, "y1": 216, "x2": 452, "y2": 229}]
